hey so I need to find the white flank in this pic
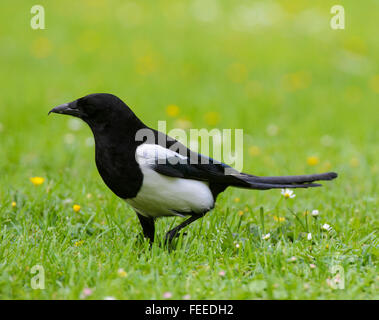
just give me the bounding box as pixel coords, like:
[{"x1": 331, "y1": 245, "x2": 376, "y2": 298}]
[{"x1": 125, "y1": 144, "x2": 214, "y2": 218}]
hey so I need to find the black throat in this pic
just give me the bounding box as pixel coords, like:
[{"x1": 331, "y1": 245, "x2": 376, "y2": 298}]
[{"x1": 88, "y1": 114, "x2": 147, "y2": 199}]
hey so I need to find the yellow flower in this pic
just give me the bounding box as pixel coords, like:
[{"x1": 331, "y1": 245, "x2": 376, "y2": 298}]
[
  {"x1": 11, "y1": 201, "x2": 17, "y2": 208},
  {"x1": 307, "y1": 156, "x2": 320, "y2": 166},
  {"x1": 73, "y1": 204, "x2": 81, "y2": 213},
  {"x1": 234, "y1": 197, "x2": 240, "y2": 203},
  {"x1": 350, "y1": 157, "x2": 359, "y2": 168},
  {"x1": 273, "y1": 216, "x2": 285, "y2": 222},
  {"x1": 204, "y1": 112, "x2": 220, "y2": 126},
  {"x1": 135, "y1": 54, "x2": 157, "y2": 75},
  {"x1": 248, "y1": 145, "x2": 261, "y2": 157},
  {"x1": 74, "y1": 240, "x2": 84, "y2": 247},
  {"x1": 117, "y1": 268, "x2": 127, "y2": 278},
  {"x1": 282, "y1": 71, "x2": 311, "y2": 92},
  {"x1": 227, "y1": 63, "x2": 247, "y2": 83},
  {"x1": 166, "y1": 104, "x2": 179, "y2": 117},
  {"x1": 30, "y1": 177, "x2": 45, "y2": 186},
  {"x1": 369, "y1": 74, "x2": 379, "y2": 93},
  {"x1": 238, "y1": 210, "x2": 244, "y2": 216},
  {"x1": 31, "y1": 36, "x2": 52, "y2": 59}
]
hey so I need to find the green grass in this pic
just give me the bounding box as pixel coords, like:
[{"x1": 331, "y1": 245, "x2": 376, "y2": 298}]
[{"x1": 0, "y1": 0, "x2": 378, "y2": 299}]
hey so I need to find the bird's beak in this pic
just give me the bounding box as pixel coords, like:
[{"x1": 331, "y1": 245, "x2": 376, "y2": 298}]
[{"x1": 48, "y1": 102, "x2": 82, "y2": 117}]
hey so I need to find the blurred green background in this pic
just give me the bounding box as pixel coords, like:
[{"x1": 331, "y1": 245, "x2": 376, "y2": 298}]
[
  {"x1": 0, "y1": 0, "x2": 378, "y2": 183},
  {"x1": 0, "y1": 0, "x2": 378, "y2": 299}
]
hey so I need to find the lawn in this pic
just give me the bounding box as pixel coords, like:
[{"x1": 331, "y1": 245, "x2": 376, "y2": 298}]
[{"x1": 0, "y1": 0, "x2": 378, "y2": 299}]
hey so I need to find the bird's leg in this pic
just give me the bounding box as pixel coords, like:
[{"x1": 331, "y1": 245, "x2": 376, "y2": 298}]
[
  {"x1": 165, "y1": 215, "x2": 203, "y2": 244},
  {"x1": 136, "y1": 212, "x2": 155, "y2": 243}
]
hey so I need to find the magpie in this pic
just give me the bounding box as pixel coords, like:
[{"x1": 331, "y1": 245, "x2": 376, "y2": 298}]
[{"x1": 49, "y1": 93, "x2": 338, "y2": 243}]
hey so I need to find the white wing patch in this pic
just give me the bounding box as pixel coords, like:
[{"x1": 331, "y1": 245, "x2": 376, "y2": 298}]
[
  {"x1": 135, "y1": 143, "x2": 187, "y2": 166},
  {"x1": 126, "y1": 144, "x2": 214, "y2": 218}
]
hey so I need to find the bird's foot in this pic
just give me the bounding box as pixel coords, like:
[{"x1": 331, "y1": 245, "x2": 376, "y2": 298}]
[{"x1": 164, "y1": 230, "x2": 188, "y2": 245}]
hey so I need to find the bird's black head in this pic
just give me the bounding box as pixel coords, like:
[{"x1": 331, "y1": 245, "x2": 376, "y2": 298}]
[{"x1": 49, "y1": 93, "x2": 143, "y2": 130}]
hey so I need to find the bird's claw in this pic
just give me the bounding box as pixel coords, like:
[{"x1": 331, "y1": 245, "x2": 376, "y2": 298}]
[{"x1": 164, "y1": 231, "x2": 188, "y2": 244}]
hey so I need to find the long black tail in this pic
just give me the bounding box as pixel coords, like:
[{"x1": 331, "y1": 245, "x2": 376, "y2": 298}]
[{"x1": 238, "y1": 172, "x2": 338, "y2": 190}]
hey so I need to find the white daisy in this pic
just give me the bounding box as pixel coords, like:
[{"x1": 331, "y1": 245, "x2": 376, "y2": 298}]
[
  {"x1": 311, "y1": 210, "x2": 319, "y2": 216},
  {"x1": 281, "y1": 188, "x2": 296, "y2": 199},
  {"x1": 262, "y1": 233, "x2": 271, "y2": 240}
]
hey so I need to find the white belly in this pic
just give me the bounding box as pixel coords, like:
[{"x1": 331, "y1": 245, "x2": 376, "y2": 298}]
[{"x1": 125, "y1": 167, "x2": 214, "y2": 218}]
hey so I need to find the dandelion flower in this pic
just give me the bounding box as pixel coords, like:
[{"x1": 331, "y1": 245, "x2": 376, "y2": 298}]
[
  {"x1": 234, "y1": 197, "x2": 240, "y2": 203},
  {"x1": 31, "y1": 36, "x2": 52, "y2": 59},
  {"x1": 274, "y1": 216, "x2": 285, "y2": 222},
  {"x1": 30, "y1": 177, "x2": 45, "y2": 186},
  {"x1": 281, "y1": 189, "x2": 295, "y2": 199},
  {"x1": 238, "y1": 210, "x2": 244, "y2": 217},
  {"x1": 11, "y1": 201, "x2": 17, "y2": 208},
  {"x1": 307, "y1": 156, "x2": 320, "y2": 166},
  {"x1": 74, "y1": 240, "x2": 84, "y2": 247},
  {"x1": 163, "y1": 292, "x2": 172, "y2": 299},
  {"x1": 248, "y1": 145, "x2": 261, "y2": 157},
  {"x1": 369, "y1": 74, "x2": 379, "y2": 93},
  {"x1": 117, "y1": 268, "x2": 127, "y2": 278},
  {"x1": 350, "y1": 158, "x2": 359, "y2": 168},
  {"x1": 166, "y1": 104, "x2": 179, "y2": 117},
  {"x1": 262, "y1": 233, "x2": 270, "y2": 240},
  {"x1": 73, "y1": 204, "x2": 81, "y2": 213},
  {"x1": 204, "y1": 111, "x2": 220, "y2": 126}
]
